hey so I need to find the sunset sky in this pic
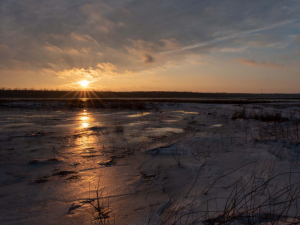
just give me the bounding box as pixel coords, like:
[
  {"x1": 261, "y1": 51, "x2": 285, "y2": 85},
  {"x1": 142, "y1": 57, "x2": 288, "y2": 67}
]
[{"x1": 0, "y1": 0, "x2": 299, "y2": 92}]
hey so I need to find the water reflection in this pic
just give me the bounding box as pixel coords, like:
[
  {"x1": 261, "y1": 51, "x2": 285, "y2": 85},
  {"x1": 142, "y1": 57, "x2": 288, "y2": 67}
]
[
  {"x1": 75, "y1": 133, "x2": 99, "y2": 149},
  {"x1": 174, "y1": 110, "x2": 199, "y2": 114},
  {"x1": 212, "y1": 124, "x2": 223, "y2": 127},
  {"x1": 76, "y1": 110, "x2": 100, "y2": 147},
  {"x1": 80, "y1": 110, "x2": 90, "y2": 128},
  {"x1": 127, "y1": 112, "x2": 151, "y2": 117},
  {"x1": 82, "y1": 122, "x2": 89, "y2": 128}
]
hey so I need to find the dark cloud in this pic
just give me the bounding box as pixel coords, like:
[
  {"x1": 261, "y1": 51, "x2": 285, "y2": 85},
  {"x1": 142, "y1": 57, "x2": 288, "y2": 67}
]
[{"x1": 143, "y1": 54, "x2": 154, "y2": 63}]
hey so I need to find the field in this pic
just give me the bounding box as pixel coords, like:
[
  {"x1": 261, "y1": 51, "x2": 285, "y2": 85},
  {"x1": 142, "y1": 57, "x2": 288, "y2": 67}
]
[{"x1": 1, "y1": 99, "x2": 300, "y2": 224}]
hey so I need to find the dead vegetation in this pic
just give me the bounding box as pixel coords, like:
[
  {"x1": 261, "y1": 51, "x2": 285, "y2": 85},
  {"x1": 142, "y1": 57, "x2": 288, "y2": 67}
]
[
  {"x1": 231, "y1": 107, "x2": 288, "y2": 122},
  {"x1": 87, "y1": 178, "x2": 113, "y2": 225},
  {"x1": 144, "y1": 107, "x2": 300, "y2": 224},
  {"x1": 159, "y1": 159, "x2": 300, "y2": 225},
  {"x1": 32, "y1": 176, "x2": 49, "y2": 184}
]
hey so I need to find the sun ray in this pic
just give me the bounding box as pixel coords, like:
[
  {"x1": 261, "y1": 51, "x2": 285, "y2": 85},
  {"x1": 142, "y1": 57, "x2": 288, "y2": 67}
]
[{"x1": 90, "y1": 90, "x2": 107, "y2": 107}]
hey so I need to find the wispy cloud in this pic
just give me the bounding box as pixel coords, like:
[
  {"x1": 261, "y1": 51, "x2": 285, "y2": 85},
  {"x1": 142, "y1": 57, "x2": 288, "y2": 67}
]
[
  {"x1": 236, "y1": 58, "x2": 282, "y2": 68},
  {"x1": 70, "y1": 33, "x2": 100, "y2": 46}
]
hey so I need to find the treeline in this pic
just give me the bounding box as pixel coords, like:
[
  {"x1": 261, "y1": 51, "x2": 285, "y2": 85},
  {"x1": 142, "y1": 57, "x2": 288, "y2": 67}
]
[{"x1": 0, "y1": 89, "x2": 300, "y2": 99}]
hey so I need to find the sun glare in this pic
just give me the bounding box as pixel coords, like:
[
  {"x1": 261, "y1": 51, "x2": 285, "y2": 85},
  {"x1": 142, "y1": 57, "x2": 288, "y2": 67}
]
[{"x1": 79, "y1": 80, "x2": 89, "y2": 88}]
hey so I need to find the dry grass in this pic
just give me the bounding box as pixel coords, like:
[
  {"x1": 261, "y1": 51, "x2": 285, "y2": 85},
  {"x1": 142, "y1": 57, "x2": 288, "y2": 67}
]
[{"x1": 231, "y1": 107, "x2": 288, "y2": 122}]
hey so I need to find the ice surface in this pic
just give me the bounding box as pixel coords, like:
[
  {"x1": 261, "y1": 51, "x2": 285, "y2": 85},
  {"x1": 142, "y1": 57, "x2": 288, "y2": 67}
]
[{"x1": 1, "y1": 102, "x2": 300, "y2": 224}]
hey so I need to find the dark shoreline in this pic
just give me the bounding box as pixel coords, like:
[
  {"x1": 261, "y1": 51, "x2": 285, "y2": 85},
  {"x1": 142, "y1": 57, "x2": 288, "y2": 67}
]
[
  {"x1": 1, "y1": 98, "x2": 300, "y2": 110},
  {"x1": 1, "y1": 90, "x2": 300, "y2": 109},
  {"x1": 1, "y1": 90, "x2": 300, "y2": 99}
]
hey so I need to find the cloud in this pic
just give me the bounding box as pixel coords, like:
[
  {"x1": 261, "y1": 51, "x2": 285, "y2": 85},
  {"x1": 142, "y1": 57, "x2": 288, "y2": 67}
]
[
  {"x1": 42, "y1": 67, "x2": 100, "y2": 80},
  {"x1": 204, "y1": 7, "x2": 214, "y2": 13},
  {"x1": 0, "y1": 0, "x2": 299, "y2": 84},
  {"x1": 159, "y1": 38, "x2": 181, "y2": 50},
  {"x1": 97, "y1": 62, "x2": 117, "y2": 73},
  {"x1": 295, "y1": 35, "x2": 300, "y2": 43},
  {"x1": 42, "y1": 62, "x2": 133, "y2": 82},
  {"x1": 236, "y1": 58, "x2": 282, "y2": 68},
  {"x1": 80, "y1": 3, "x2": 124, "y2": 34},
  {"x1": 70, "y1": 33, "x2": 99, "y2": 46},
  {"x1": 143, "y1": 54, "x2": 154, "y2": 63},
  {"x1": 0, "y1": 45, "x2": 9, "y2": 50}
]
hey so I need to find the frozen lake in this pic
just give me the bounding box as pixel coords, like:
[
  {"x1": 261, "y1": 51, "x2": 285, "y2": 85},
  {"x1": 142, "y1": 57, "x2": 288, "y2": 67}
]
[{"x1": 1, "y1": 101, "x2": 300, "y2": 224}]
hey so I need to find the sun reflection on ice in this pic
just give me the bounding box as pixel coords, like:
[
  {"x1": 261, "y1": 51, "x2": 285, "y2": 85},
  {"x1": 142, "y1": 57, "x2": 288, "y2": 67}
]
[
  {"x1": 82, "y1": 122, "x2": 89, "y2": 128},
  {"x1": 80, "y1": 110, "x2": 90, "y2": 128},
  {"x1": 81, "y1": 116, "x2": 88, "y2": 121}
]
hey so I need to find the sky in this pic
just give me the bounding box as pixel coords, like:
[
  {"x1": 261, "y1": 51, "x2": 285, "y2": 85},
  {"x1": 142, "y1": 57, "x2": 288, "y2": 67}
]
[{"x1": 0, "y1": 0, "x2": 300, "y2": 93}]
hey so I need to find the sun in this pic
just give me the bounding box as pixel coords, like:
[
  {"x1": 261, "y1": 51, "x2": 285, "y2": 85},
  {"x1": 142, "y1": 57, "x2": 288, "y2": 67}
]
[{"x1": 79, "y1": 80, "x2": 89, "y2": 88}]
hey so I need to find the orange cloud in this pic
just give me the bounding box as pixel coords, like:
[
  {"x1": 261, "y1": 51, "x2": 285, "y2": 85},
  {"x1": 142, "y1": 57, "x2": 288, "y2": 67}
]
[
  {"x1": 0, "y1": 45, "x2": 9, "y2": 50},
  {"x1": 236, "y1": 58, "x2": 282, "y2": 68},
  {"x1": 44, "y1": 43, "x2": 91, "y2": 55},
  {"x1": 159, "y1": 38, "x2": 181, "y2": 50},
  {"x1": 70, "y1": 33, "x2": 99, "y2": 46},
  {"x1": 42, "y1": 63, "x2": 132, "y2": 81},
  {"x1": 44, "y1": 44, "x2": 63, "y2": 52},
  {"x1": 42, "y1": 67, "x2": 100, "y2": 80},
  {"x1": 97, "y1": 62, "x2": 117, "y2": 72}
]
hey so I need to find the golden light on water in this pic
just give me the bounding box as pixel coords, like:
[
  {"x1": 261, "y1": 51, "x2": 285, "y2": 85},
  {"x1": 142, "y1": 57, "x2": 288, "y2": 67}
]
[
  {"x1": 81, "y1": 116, "x2": 89, "y2": 128},
  {"x1": 82, "y1": 122, "x2": 89, "y2": 128},
  {"x1": 80, "y1": 110, "x2": 89, "y2": 128}
]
